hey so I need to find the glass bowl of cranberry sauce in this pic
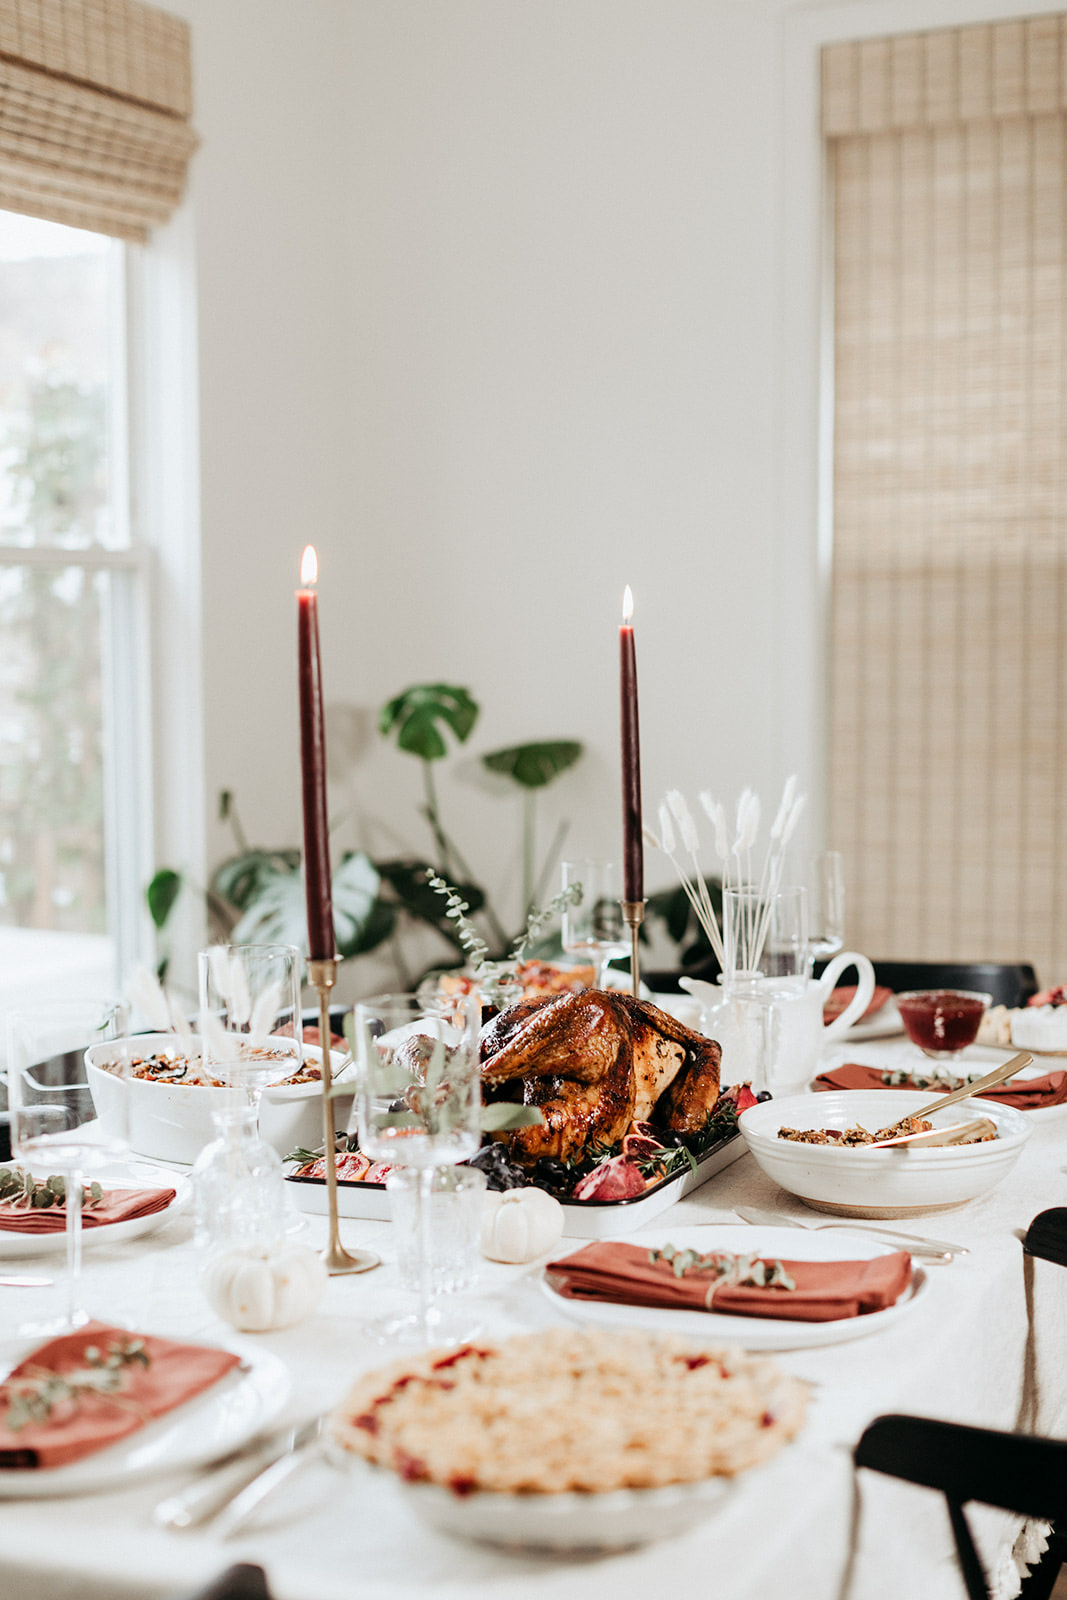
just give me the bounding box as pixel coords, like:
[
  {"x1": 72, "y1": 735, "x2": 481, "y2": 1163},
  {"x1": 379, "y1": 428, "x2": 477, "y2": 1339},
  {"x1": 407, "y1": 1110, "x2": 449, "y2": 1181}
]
[{"x1": 895, "y1": 989, "x2": 993, "y2": 1062}]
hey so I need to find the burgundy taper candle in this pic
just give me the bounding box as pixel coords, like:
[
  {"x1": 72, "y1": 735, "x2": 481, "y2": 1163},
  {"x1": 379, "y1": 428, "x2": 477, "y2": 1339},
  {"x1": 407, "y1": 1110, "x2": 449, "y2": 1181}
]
[
  {"x1": 297, "y1": 545, "x2": 335, "y2": 960},
  {"x1": 620, "y1": 585, "x2": 643, "y2": 902}
]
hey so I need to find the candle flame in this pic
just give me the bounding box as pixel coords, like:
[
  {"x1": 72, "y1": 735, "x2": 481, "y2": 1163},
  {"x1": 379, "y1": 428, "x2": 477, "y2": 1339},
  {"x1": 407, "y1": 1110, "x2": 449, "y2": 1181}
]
[
  {"x1": 622, "y1": 585, "x2": 634, "y2": 624},
  {"x1": 301, "y1": 545, "x2": 318, "y2": 586}
]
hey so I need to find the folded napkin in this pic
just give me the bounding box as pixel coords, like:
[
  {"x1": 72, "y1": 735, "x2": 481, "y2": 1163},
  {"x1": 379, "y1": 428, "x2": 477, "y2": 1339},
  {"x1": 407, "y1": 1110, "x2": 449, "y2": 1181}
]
[
  {"x1": 814, "y1": 1061, "x2": 1067, "y2": 1110},
  {"x1": 0, "y1": 1186, "x2": 176, "y2": 1236},
  {"x1": 545, "y1": 1241, "x2": 912, "y2": 1323},
  {"x1": 823, "y1": 985, "x2": 894, "y2": 1025},
  {"x1": 0, "y1": 1322, "x2": 241, "y2": 1470}
]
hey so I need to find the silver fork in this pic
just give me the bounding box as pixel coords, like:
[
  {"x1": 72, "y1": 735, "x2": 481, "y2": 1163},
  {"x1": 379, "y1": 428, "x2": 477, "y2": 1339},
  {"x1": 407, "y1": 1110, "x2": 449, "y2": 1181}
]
[{"x1": 733, "y1": 1205, "x2": 967, "y2": 1261}]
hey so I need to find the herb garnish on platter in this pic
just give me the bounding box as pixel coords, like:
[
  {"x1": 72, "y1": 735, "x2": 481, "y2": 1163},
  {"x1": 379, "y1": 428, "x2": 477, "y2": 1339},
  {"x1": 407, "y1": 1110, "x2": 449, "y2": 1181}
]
[{"x1": 3, "y1": 1339, "x2": 150, "y2": 1433}]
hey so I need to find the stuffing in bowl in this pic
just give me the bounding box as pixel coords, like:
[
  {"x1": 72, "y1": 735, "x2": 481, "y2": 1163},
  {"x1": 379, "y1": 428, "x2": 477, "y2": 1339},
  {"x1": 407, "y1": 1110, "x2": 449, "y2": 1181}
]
[
  {"x1": 85, "y1": 1033, "x2": 353, "y2": 1165},
  {"x1": 739, "y1": 1089, "x2": 1029, "y2": 1217}
]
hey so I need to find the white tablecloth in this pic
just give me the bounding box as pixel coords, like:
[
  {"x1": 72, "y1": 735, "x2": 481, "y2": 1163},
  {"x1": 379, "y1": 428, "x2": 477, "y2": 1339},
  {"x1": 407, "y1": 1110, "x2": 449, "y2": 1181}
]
[{"x1": 2, "y1": 1034, "x2": 1066, "y2": 1600}]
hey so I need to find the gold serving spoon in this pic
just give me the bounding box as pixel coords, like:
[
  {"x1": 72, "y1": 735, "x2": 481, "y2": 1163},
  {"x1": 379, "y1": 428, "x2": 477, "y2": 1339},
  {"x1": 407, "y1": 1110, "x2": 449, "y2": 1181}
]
[{"x1": 866, "y1": 1052, "x2": 1033, "y2": 1149}]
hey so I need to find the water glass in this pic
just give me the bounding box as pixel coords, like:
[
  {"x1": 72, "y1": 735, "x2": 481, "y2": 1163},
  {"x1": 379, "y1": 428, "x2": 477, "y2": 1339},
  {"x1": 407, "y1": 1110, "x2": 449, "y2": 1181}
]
[
  {"x1": 723, "y1": 886, "x2": 809, "y2": 986},
  {"x1": 387, "y1": 1165, "x2": 487, "y2": 1295}
]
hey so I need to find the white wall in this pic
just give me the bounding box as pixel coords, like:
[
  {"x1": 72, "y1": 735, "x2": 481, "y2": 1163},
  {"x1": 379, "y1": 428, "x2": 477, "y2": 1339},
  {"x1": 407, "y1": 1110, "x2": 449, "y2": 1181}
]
[{"x1": 162, "y1": 0, "x2": 1050, "y2": 994}]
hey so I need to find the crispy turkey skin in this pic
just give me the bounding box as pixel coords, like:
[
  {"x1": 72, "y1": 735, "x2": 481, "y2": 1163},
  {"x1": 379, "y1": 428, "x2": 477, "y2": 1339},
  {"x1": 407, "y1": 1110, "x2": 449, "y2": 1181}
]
[{"x1": 479, "y1": 990, "x2": 722, "y2": 1166}]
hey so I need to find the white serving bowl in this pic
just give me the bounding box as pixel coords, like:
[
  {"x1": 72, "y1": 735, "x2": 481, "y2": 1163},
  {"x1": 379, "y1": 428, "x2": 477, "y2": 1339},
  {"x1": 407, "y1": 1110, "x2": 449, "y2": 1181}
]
[
  {"x1": 85, "y1": 1034, "x2": 353, "y2": 1166},
  {"x1": 739, "y1": 1089, "x2": 1030, "y2": 1217}
]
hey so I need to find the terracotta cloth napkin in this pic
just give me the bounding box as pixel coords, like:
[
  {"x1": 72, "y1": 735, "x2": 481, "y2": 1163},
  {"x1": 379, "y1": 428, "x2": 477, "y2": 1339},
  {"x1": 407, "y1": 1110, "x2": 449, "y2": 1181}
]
[
  {"x1": 0, "y1": 1322, "x2": 241, "y2": 1470},
  {"x1": 545, "y1": 1241, "x2": 913, "y2": 1322},
  {"x1": 822, "y1": 985, "x2": 894, "y2": 1024},
  {"x1": 0, "y1": 1186, "x2": 176, "y2": 1236},
  {"x1": 813, "y1": 1061, "x2": 1067, "y2": 1110}
]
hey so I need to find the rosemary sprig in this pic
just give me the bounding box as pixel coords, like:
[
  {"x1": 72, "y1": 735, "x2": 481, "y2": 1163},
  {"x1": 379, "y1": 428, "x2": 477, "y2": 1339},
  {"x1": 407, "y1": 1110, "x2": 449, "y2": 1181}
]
[
  {"x1": 633, "y1": 1144, "x2": 697, "y2": 1181},
  {"x1": 3, "y1": 1339, "x2": 150, "y2": 1433},
  {"x1": 0, "y1": 1167, "x2": 104, "y2": 1212}
]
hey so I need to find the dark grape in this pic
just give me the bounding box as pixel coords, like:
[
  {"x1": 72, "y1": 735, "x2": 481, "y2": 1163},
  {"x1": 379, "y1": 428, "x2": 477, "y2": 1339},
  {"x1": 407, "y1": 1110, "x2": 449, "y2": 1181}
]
[
  {"x1": 657, "y1": 1130, "x2": 688, "y2": 1147},
  {"x1": 756, "y1": 1090, "x2": 772, "y2": 1103}
]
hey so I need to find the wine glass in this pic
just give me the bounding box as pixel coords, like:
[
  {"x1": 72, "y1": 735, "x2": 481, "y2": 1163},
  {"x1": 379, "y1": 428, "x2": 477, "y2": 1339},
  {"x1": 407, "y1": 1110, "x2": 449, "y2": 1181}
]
[
  {"x1": 6, "y1": 998, "x2": 129, "y2": 1334},
  {"x1": 560, "y1": 860, "x2": 628, "y2": 989},
  {"x1": 198, "y1": 943, "x2": 303, "y2": 1114},
  {"x1": 351, "y1": 991, "x2": 481, "y2": 1345},
  {"x1": 794, "y1": 851, "x2": 846, "y2": 962}
]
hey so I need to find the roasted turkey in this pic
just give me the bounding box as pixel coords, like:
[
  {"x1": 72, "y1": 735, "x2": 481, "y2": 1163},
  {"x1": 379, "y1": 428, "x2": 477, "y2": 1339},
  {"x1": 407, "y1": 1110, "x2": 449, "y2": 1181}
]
[{"x1": 479, "y1": 990, "x2": 721, "y2": 1166}]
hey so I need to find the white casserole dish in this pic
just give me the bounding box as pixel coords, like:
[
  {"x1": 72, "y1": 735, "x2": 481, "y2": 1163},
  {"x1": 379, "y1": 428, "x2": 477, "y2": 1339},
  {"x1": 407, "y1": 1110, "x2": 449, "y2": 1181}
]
[
  {"x1": 738, "y1": 1088, "x2": 1030, "y2": 1216},
  {"x1": 85, "y1": 1033, "x2": 353, "y2": 1166}
]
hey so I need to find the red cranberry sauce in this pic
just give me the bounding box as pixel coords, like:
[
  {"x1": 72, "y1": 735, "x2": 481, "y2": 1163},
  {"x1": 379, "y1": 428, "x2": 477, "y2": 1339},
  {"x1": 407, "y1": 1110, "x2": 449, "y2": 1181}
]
[{"x1": 897, "y1": 991, "x2": 987, "y2": 1053}]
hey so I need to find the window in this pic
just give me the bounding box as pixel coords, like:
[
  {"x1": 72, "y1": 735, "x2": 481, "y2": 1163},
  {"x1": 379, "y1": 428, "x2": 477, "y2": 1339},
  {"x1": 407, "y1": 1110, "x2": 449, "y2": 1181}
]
[
  {"x1": 0, "y1": 208, "x2": 148, "y2": 1003},
  {"x1": 824, "y1": 18, "x2": 1067, "y2": 977}
]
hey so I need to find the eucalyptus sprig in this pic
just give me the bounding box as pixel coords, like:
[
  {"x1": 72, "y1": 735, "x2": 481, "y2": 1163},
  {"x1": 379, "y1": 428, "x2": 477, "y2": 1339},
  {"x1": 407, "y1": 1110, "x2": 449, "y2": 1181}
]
[
  {"x1": 4, "y1": 1339, "x2": 150, "y2": 1433},
  {"x1": 0, "y1": 1167, "x2": 104, "y2": 1212},
  {"x1": 424, "y1": 870, "x2": 581, "y2": 984},
  {"x1": 648, "y1": 1244, "x2": 797, "y2": 1291},
  {"x1": 424, "y1": 873, "x2": 492, "y2": 973}
]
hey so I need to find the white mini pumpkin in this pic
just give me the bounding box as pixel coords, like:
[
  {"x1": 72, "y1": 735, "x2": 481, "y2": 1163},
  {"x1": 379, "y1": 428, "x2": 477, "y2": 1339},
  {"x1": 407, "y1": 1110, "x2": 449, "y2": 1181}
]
[
  {"x1": 480, "y1": 1186, "x2": 564, "y2": 1263},
  {"x1": 202, "y1": 1241, "x2": 327, "y2": 1331}
]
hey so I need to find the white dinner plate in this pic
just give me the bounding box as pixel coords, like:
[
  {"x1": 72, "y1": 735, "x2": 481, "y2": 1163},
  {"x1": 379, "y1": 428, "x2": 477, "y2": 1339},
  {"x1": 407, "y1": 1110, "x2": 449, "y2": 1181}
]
[
  {"x1": 0, "y1": 1162, "x2": 190, "y2": 1258},
  {"x1": 844, "y1": 997, "x2": 904, "y2": 1041},
  {"x1": 540, "y1": 1223, "x2": 928, "y2": 1351},
  {"x1": 0, "y1": 1339, "x2": 290, "y2": 1497}
]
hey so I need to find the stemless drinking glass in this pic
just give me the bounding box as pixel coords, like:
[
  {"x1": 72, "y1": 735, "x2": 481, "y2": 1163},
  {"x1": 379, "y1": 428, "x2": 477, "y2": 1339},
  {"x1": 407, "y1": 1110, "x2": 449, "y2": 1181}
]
[
  {"x1": 352, "y1": 992, "x2": 481, "y2": 1344},
  {"x1": 723, "y1": 887, "x2": 810, "y2": 987},
  {"x1": 560, "y1": 860, "x2": 628, "y2": 989},
  {"x1": 7, "y1": 998, "x2": 129, "y2": 1334}
]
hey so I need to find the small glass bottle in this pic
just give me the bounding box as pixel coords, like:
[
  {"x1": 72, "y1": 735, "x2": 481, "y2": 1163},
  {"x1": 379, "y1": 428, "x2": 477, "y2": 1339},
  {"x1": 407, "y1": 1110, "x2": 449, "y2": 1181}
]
[{"x1": 192, "y1": 1100, "x2": 291, "y2": 1252}]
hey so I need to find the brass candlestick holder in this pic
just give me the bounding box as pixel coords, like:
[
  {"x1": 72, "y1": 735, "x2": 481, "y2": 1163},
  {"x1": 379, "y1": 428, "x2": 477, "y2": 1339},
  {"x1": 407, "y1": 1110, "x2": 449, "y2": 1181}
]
[
  {"x1": 621, "y1": 900, "x2": 645, "y2": 997},
  {"x1": 307, "y1": 956, "x2": 379, "y2": 1276}
]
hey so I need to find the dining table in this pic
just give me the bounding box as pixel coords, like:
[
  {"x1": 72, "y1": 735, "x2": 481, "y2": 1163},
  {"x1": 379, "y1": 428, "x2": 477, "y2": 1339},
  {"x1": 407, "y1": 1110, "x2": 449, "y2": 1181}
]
[{"x1": 2, "y1": 1027, "x2": 1066, "y2": 1600}]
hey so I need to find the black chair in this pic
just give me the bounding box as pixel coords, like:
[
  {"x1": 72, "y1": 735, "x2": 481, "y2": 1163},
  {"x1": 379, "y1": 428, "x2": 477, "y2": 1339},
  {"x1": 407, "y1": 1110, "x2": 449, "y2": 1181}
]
[
  {"x1": 173, "y1": 1565, "x2": 274, "y2": 1600},
  {"x1": 854, "y1": 1416, "x2": 1067, "y2": 1600},
  {"x1": 865, "y1": 961, "x2": 1040, "y2": 1010},
  {"x1": 852, "y1": 1211, "x2": 1067, "y2": 1600},
  {"x1": 1024, "y1": 1208, "x2": 1067, "y2": 1271}
]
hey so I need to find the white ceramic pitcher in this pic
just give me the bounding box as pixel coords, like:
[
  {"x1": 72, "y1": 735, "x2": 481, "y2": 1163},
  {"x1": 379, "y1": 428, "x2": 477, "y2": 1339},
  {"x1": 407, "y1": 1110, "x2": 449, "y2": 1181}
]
[{"x1": 680, "y1": 950, "x2": 876, "y2": 1095}]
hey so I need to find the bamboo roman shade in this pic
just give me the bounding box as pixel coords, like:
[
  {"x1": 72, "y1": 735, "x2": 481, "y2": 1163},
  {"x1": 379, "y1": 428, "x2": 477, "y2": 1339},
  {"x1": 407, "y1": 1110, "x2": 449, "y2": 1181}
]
[
  {"x1": 0, "y1": 0, "x2": 197, "y2": 242},
  {"x1": 824, "y1": 15, "x2": 1067, "y2": 977}
]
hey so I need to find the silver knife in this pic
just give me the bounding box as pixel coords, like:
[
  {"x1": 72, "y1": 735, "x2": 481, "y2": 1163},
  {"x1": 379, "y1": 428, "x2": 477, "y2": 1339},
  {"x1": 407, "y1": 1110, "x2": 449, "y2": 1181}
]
[
  {"x1": 214, "y1": 1417, "x2": 327, "y2": 1540},
  {"x1": 733, "y1": 1205, "x2": 967, "y2": 1260},
  {"x1": 153, "y1": 1415, "x2": 323, "y2": 1531}
]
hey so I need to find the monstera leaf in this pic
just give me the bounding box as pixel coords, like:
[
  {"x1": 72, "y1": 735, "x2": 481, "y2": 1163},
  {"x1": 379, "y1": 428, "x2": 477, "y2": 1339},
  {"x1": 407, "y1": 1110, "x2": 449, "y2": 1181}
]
[
  {"x1": 212, "y1": 848, "x2": 302, "y2": 912},
  {"x1": 481, "y1": 740, "x2": 583, "y2": 790},
  {"x1": 229, "y1": 850, "x2": 388, "y2": 960},
  {"x1": 379, "y1": 684, "x2": 479, "y2": 762}
]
